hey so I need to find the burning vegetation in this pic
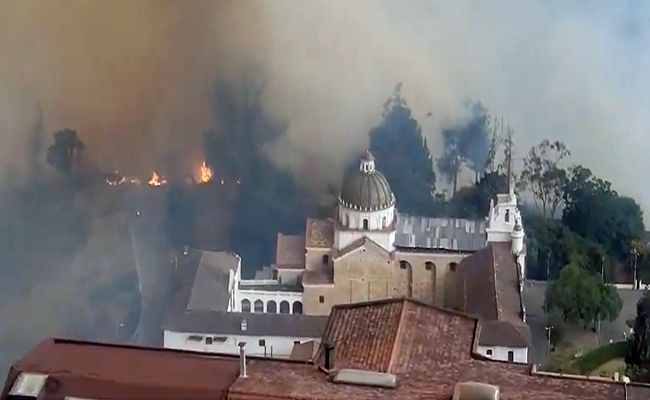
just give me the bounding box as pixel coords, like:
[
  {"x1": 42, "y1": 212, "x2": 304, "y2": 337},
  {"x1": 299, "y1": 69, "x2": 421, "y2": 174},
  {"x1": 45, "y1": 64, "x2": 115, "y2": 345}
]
[
  {"x1": 148, "y1": 171, "x2": 168, "y2": 187},
  {"x1": 196, "y1": 161, "x2": 213, "y2": 184}
]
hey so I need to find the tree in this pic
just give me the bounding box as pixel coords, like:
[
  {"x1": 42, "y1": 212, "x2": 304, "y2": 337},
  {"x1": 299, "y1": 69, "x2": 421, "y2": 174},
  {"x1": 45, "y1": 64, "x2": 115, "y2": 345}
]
[
  {"x1": 518, "y1": 140, "x2": 570, "y2": 219},
  {"x1": 46, "y1": 128, "x2": 85, "y2": 176},
  {"x1": 202, "y1": 68, "x2": 316, "y2": 274},
  {"x1": 563, "y1": 165, "x2": 645, "y2": 260},
  {"x1": 437, "y1": 101, "x2": 491, "y2": 194},
  {"x1": 369, "y1": 83, "x2": 436, "y2": 216},
  {"x1": 544, "y1": 263, "x2": 622, "y2": 327},
  {"x1": 626, "y1": 290, "x2": 650, "y2": 382},
  {"x1": 446, "y1": 172, "x2": 507, "y2": 218}
]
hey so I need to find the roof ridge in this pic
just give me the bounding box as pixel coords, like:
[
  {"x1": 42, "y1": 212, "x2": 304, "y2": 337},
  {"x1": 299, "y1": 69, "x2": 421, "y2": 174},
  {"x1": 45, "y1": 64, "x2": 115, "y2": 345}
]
[
  {"x1": 387, "y1": 300, "x2": 409, "y2": 372},
  {"x1": 490, "y1": 244, "x2": 502, "y2": 320}
]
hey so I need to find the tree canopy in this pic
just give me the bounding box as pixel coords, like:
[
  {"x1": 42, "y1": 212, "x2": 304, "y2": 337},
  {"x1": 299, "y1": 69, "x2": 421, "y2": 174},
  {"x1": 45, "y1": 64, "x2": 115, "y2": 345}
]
[
  {"x1": 544, "y1": 263, "x2": 622, "y2": 327},
  {"x1": 446, "y1": 171, "x2": 507, "y2": 219},
  {"x1": 369, "y1": 83, "x2": 436, "y2": 216},
  {"x1": 626, "y1": 290, "x2": 650, "y2": 382},
  {"x1": 437, "y1": 100, "x2": 490, "y2": 194},
  {"x1": 202, "y1": 69, "x2": 316, "y2": 274},
  {"x1": 518, "y1": 140, "x2": 570, "y2": 219},
  {"x1": 46, "y1": 128, "x2": 85, "y2": 176}
]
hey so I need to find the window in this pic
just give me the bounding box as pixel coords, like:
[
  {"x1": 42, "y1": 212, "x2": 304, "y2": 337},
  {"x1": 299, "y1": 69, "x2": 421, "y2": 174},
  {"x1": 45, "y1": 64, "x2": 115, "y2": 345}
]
[
  {"x1": 322, "y1": 254, "x2": 329, "y2": 265},
  {"x1": 449, "y1": 262, "x2": 457, "y2": 272},
  {"x1": 187, "y1": 335, "x2": 202, "y2": 342},
  {"x1": 267, "y1": 300, "x2": 277, "y2": 313},
  {"x1": 486, "y1": 349, "x2": 492, "y2": 357},
  {"x1": 205, "y1": 337, "x2": 213, "y2": 345},
  {"x1": 441, "y1": 219, "x2": 448, "y2": 227},
  {"x1": 292, "y1": 301, "x2": 303, "y2": 314},
  {"x1": 400, "y1": 260, "x2": 409, "y2": 270},
  {"x1": 508, "y1": 351, "x2": 514, "y2": 362},
  {"x1": 241, "y1": 299, "x2": 251, "y2": 312},
  {"x1": 294, "y1": 340, "x2": 301, "y2": 345},
  {"x1": 505, "y1": 209, "x2": 510, "y2": 223},
  {"x1": 425, "y1": 262, "x2": 434, "y2": 271},
  {"x1": 363, "y1": 218, "x2": 369, "y2": 230},
  {"x1": 254, "y1": 299, "x2": 264, "y2": 313},
  {"x1": 259, "y1": 339, "x2": 266, "y2": 347},
  {"x1": 382, "y1": 216, "x2": 387, "y2": 228},
  {"x1": 280, "y1": 300, "x2": 290, "y2": 314},
  {"x1": 319, "y1": 295, "x2": 325, "y2": 303}
]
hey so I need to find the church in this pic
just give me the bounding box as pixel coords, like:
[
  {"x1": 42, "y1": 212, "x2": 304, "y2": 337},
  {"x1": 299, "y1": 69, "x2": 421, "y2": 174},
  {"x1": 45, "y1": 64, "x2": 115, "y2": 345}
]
[{"x1": 167, "y1": 150, "x2": 532, "y2": 363}]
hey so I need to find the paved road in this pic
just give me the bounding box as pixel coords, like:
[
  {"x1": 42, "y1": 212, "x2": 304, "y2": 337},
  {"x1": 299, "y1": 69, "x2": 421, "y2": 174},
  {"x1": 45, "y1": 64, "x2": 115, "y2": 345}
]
[{"x1": 523, "y1": 280, "x2": 643, "y2": 364}]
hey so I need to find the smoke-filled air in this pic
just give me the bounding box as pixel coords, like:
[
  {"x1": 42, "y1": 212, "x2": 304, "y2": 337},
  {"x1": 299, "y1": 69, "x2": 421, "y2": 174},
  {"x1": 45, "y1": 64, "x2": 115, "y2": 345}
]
[{"x1": 1, "y1": 0, "x2": 650, "y2": 375}]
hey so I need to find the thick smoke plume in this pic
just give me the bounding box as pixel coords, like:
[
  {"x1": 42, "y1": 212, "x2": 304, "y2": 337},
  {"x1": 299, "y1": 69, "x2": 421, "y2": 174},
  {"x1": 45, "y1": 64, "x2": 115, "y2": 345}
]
[{"x1": 1, "y1": 0, "x2": 650, "y2": 373}]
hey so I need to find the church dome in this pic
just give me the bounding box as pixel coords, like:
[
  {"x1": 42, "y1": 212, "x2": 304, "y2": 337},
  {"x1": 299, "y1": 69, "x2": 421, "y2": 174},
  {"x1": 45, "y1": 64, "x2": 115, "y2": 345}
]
[{"x1": 339, "y1": 151, "x2": 395, "y2": 211}]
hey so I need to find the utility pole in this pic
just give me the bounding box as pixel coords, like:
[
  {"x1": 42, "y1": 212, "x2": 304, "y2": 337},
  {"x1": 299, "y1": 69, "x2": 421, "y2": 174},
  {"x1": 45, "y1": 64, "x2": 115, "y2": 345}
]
[
  {"x1": 601, "y1": 256, "x2": 605, "y2": 283},
  {"x1": 545, "y1": 325, "x2": 553, "y2": 355},
  {"x1": 546, "y1": 252, "x2": 551, "y2": 281},
  {"x1": 505, "y1": 127, "x2": 514, "y2": 194},
  {"x1": 633, "y1": 249, "x2": 639, "y2": 290}
]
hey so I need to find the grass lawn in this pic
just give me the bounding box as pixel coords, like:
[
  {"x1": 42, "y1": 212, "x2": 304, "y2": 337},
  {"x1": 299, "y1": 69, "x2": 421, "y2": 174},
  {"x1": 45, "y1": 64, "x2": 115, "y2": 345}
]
[{"x1": 571, "y1": 341, "x2": 628, "y2": 375}]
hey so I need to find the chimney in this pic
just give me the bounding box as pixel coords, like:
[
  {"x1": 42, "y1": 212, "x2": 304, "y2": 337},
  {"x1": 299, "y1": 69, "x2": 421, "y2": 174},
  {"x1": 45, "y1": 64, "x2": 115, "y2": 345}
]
[
  {"x1": 324, "y1": 342, "x2": 336, "y2": 370},
  {"x1": 239, "y1": 342, "x2": 247, "y2": 378}
]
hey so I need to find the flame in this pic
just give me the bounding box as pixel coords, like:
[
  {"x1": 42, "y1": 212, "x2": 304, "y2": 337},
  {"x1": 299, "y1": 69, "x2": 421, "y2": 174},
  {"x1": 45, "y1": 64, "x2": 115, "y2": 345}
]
[
  {"x1": 148, "y1": 171, "x2": 167, "y2": 186},
  {"x1": 197, "y1": 161, "x2": 213, "y2": 184}
]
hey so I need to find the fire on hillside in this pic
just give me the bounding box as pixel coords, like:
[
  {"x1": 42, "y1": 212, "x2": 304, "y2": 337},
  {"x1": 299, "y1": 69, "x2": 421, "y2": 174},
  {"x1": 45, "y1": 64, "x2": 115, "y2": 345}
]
[
  {"x1": 196, "y1": 161, "x2": 213, "y2": 184},
  {"x1": 148, "y1": 171, "x2": 168, "y2": 186}
]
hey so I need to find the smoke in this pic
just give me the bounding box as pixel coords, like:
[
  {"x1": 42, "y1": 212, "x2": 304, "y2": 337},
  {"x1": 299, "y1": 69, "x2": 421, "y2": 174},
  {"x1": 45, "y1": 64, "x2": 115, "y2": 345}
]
[{"x1": 1, "y1": 0, "x2": 649, "y2": 203}]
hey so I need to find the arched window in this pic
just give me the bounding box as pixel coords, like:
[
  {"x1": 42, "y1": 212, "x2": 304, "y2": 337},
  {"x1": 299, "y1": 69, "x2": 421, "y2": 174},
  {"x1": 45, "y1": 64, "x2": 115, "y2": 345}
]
[
  {"x1": 280, "y1": 301, "x2": 290, "y2": 314},
  {"x1": 363, "y1": 218, "x2": 369, "y2": 230},
  {"x1": 241, "y1": 299, "x2": 251, "y2": 312},
  {"x1": 508, "y1": 351, "x2": 514, "y2": 362},
  {"x1": 322, "y1": 254, "x2": 329, "y2": 265},
  {"x1": 505, "y1": 209, "x2": 510, "y2": 223},
  {"x1": 486, "y1": 349, "x2": 493, "y2": 357},
  {"x1": 342, "y1": 213, "x2": 348, "y2": 227},
  {"x1": 400, "y1": 260, "x2": 410, "y2": 270},
  {"x1": 254, "y1": 299, "x2": 264, "y2": 313},
  {"x1": 267, "y1": 300, "x2": 277, "y2": 313},
  {"x1": 382, "y1": 216, "x2": 387, "y2": 228},
  {"x1": 449, "y1": 262, "x2": 458, "y2": 272},
  {"x1": 292, "y1": 301, "x2": 303, "y2": 314},
  {"x1": 425, "y1": 261, "x2": 435, "y2": 271}
]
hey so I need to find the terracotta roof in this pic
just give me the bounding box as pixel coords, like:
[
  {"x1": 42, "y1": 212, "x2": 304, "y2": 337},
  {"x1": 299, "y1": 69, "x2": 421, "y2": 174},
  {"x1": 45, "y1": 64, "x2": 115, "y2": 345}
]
[
  {"x1": 275, "y1": 234, "x2": 305, "y2": 265},
  {"x1": 1, "y1": 338, "x2": 241, "y2": 400},
  {"x1": 305, "y1": 219, "x2": 334, "y2": 248},
  {"x1": 454, "y1": 242, "x2": 531, "y2": 347},
  {"x1": 163, "y1": 311, "x2": 328, "y2": 338},
  {"x1": 226, "y1": 298, "x2": 650, "y2": 400}
]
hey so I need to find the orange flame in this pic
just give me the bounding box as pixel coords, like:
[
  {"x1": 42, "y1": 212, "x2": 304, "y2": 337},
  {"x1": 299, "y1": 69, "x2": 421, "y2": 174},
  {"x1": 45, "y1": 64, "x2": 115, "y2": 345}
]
[
  {"x1": 148, "y1": 171, "x2": 167, "y2": 186},
  {"x1": 197, "y1": 161, "x2": 213, "y2": 184}
]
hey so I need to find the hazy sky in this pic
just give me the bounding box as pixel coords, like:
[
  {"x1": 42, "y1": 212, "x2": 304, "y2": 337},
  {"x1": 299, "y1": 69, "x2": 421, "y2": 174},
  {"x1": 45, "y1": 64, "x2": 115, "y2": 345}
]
[{"x1": 1, "y1": 0, "x2": 650, "y2": 211}]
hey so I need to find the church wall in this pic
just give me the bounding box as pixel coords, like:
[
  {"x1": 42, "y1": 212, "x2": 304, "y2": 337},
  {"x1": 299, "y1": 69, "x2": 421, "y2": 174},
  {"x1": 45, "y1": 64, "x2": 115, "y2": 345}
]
[
  {"x1": 394, "y1": 252, "x2": 470, "y2": 306},
  {"x1": 338, "y1": 205, "x2": 394, "y2": 231},
  {"x1": 332, "y1": 249, "x2": 401, "y2": 305},
  {"x1": 305, "y1": 247, "x2": 330, "y2": 272},
  {"x1": 302, "y1": 284, "x2": 335, "y2": 316}
]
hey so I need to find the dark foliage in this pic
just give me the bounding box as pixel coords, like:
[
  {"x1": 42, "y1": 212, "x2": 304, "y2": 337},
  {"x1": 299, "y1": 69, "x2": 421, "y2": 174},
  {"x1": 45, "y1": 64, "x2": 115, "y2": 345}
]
[
  {"x1": 446, "y1": 172, "x2": 507, "y2": 218},
  {"x1": 369, "y1": 83, "x2": 437, "y2": 216},
  {"x1": 46, "y1": 128, "x2": 85, "y2": 175},
  {"x1": 626, "y1": 291, "x2": 650, "y2": 382}
]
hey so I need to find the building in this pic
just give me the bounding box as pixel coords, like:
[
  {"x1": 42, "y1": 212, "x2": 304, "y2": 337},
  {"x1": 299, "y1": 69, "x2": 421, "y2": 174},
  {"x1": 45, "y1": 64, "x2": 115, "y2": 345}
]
[
  {"x1": 231, "y1": 151, "x2": 490, "y2": 317},
  {"x1": 164, "y1": 310, "x2": 328, "y2": 358},
  {"x1": 226, "y1": 297, "x2": 650, "y2": 400},
  {"x1": 0, "y1": 338, "x2": 242, "y2": 400}
]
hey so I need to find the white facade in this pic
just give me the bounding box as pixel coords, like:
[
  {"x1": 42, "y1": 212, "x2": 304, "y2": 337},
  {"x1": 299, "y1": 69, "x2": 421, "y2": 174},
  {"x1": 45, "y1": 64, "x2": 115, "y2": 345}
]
[
  {"x1": 485, "y1": 187, "x2": 527, "y2": 279},
  {"x1": 476, "y1": 345, "x2": 528, "y2": 364},
  {"x1": 164, "y1": 330, "x2": 316, "y2": 358},
  {"x1": 234, "y1": 281, "x2": 304, "y2": 314}
]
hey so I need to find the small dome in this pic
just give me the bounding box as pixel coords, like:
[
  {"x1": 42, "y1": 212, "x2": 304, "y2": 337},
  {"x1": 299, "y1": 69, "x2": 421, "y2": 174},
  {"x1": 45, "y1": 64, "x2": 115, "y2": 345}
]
[{"x1": 339, "y1": 151, "x2": 395, "y2": 211}]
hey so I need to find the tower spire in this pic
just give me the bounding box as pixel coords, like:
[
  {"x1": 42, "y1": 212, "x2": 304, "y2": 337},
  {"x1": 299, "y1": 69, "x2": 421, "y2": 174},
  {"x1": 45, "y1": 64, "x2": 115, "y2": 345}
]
[{"x1": 505, "y1": 126, "x2": 514, "y2": 194}]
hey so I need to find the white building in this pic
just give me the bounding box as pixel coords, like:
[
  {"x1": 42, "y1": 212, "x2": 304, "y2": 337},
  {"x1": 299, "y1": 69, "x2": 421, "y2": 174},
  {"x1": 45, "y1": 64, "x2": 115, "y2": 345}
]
[{"x1": 163, "y1": 311, "x2": 328, "y2": 358}]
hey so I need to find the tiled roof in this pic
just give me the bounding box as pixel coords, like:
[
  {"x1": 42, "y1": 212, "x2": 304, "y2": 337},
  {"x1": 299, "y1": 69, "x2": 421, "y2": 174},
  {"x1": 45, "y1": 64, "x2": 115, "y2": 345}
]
[
  {"x1": 305, "y1": 219, "x2": 334, "y2": 248},
  {"x1": 395, "y1": 214, "x2": 486, "y2": 251},
  {"x1": 454, "y1": 242, "x2": 531, "y2": 347},
  {"x1": 226, "y1": 298, "x2": 650, "y2": 400},
  {"x1": 289, "y1": 340, "x2": 319, "y2": 362},
  {"x1": 275, "y1": 234, "x2": 305, "y2": 265},
  {"x1": 163, "y1": 311, "x2": 328, "y2": 338},
  {"x1": 187, "y1": 251, "x2": 240, "y2": 312},
  {"x1": 1, "y1": 338, "x2": 241, "y2": 400}
]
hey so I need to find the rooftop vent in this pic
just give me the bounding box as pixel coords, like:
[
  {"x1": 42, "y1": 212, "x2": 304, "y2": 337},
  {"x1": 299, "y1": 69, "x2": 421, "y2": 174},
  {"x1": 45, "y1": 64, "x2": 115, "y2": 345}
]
[
  {"x1": 452, "y1": 382, "x2": 499, "y2": 400},
  {"x1": 8, "y1": 372, "x2": 48, "y2": 398},
  {"x1": 333, "y1": 369, "x2": 397, "y2": 389}
]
